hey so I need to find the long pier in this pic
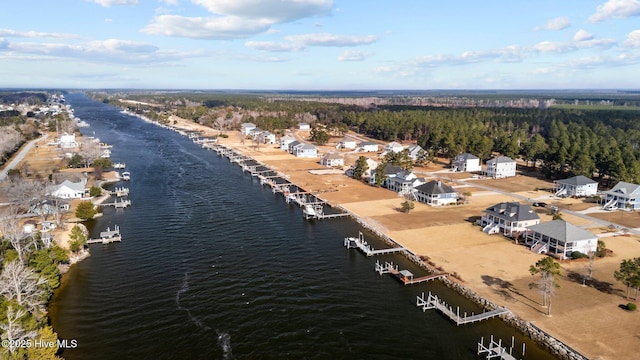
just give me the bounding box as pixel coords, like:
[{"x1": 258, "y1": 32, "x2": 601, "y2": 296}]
[
  {"x1": 416, "y1": 291, "x2": 510, "y2": 325},
  {"x1": 98, "y1": 198, "x2": 131, "y2": 208},
  {"x1": 344, "y1": 232, "x2": 406, "y2": 256}
]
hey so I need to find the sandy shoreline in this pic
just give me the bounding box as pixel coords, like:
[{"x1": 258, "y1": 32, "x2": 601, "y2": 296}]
[{"x1": 129, "y1": 112, "x2": 640, "y2": 360}]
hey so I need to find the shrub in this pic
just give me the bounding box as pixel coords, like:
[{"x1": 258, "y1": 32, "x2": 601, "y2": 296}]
[
  {"x1": 571, "y1": 251, "x2": 587, "y2": 259},
  {"x1": 626, "y1": 303, "x2": 637, "y2": 311},
  {"x1": 75, "y1": 200, "x2": 96, "y2": 220},
  {"x1": 89, "y1": 185, "x2": 102, "y2": 197}
]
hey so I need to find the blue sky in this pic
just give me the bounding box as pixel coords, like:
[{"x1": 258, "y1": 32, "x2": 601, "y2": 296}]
[{"x1": 1, "y1": 0, "x2": 639, "y2": 89}]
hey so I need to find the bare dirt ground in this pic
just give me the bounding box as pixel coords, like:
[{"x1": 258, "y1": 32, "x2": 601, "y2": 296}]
[
  {"x1": 589, "y1": 211, "x2": 640, "y2": 229},
  {"x1": 89, "y1": 117, "x2": 640, "y2": 359}
]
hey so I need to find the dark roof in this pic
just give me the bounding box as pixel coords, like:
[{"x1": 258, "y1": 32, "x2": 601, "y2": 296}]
[
  {"x1": 415, "y1": 180, "x2": 456, "y2": 195},
  {"x1": 557, "y1": 175, "x2": 597, "y2": 186},
  {"x1": 484, "y1": 202, "x2": 539, "y2": 222},
  {"x1": 382, "y1": 163, "x2": 404, "y2": 175},
  {"x1": 456, "y1": 153, "x2": 479, "y2": 160}
]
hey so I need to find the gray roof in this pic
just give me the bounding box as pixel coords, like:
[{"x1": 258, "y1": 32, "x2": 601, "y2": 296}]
[
  {"x1": 338, "y1": 137, "x2": 356, "y2": 143},
  {"x1": 485, "y1": 202, "x2": 539, "y2": 222},
  {"x1": 556, "y1": 175, "x2": 597, "y2": 186},
  {"x1": 456, "y1": 153, "x2": 479, "y2": 160},
  {"x1": 415, "y1": 180, "x2": 456, "y2": 195},
  {"x1": 527, "y1": 220, "x2": 596, "y2": 243},
  {"x1": 322, "y1": 152, "x2": 343, "y2": 160},
  {"x1": 381, "y1": 163, "x2": 404, "y2": 175},
  {"x1": 486, "y1": 155, "x2": 515, "y2": 164},
  {"x1": 607, "y1": 181, "x2": 640, "y2": 196},
  {"x1": 359, "y1": 141, "x2": 378, "y2": 146}
]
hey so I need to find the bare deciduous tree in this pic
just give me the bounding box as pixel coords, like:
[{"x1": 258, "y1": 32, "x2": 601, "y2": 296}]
[
  {"x1": 0, "y1": 211, "x2": 30, "y2": 264},
  {"x1": 0, "y1": 260, "x2": 48, "y2": 314}
]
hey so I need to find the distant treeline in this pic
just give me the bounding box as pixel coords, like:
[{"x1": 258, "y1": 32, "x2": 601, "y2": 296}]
[{"x1": 101, "y1": 92, "x2": 640, "y2": 184}]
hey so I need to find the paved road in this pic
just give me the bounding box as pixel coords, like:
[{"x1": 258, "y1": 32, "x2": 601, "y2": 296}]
[{"x1": 0, "y1": 133, "x2": 49, "y2": 182}]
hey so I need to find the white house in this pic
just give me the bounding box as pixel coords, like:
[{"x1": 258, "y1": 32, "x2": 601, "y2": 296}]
[
  {"x1": 553, "y1": 175, "x2": 598, "y2": 197},
  {"x1": 452, "y1": 153, "x2": 481, "y2": 172},
  {"x1": 320, "y1": 153, "x2": 344, "y2": 167},
  {"x1": 525, "y1": 220, "x2": 598, "y2": 259},
  {"x1": 381, "y1": 141, "x2": 404, "y2": 156},
  {"x1": 249, "y1": 127, "x2": 264, "y2": 140},
  {"x1": 294, "y1": 144, "x2": 317, "y2": 158},
  {"x1": 385, "y1": 170, "x2": 425, "y2": 195},
  {"x1": 484, "y1": 156, "x2": 516, "y2": 178},
  {"x1": 414, "y1": 180, "x2": 458, "y2": 206},
  {"x1": 279, "y1": 135, "x2": 296, "y2": 150},
  {"x1": 369, "y1": 163, "x2": 404, "y2": 185},
  {"x1": 241, "y1": 123, "x2": 256, "y2": 135},
  {"x1": 49, "y1": 178, "x2": 88, "y2": 199},
  {"x1": 602, "y1": 181, "x2": 640, "y2": 210},
  {"x1": 298, "y1": 123, "x2": 311, "y2": 130},
  {"x1": 258, "y1": 131, "x2": 276, "y2": 144},
  {"x1": 336, "y1": 137, "x2": 357, "y2": 150},
  {"x1": 357, "y1": 141, "x2": 379, "y2": 153},
  {"x1": 59, "y1": 133, "x2": 78, "y2": 149},
  {"x1": 346, "y1": 157, "x2": 379, "y2": 180},
  {"x1": 406, "y1": 144, "x2": 425, "y2": 161},
  {"x1": 480, "y1": 202, "x2": 540, "y2": 236},
  {"x1": 287, "y1": 140, "x2": 301, "y2": 154}
]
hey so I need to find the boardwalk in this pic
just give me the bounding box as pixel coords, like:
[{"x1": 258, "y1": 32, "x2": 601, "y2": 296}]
[
  {"x1": 416, "y1": 291, "x2": 510, "y2": 326},
  {"x1": 344, "y1": 232, "x2": 406, "y2": 256}
]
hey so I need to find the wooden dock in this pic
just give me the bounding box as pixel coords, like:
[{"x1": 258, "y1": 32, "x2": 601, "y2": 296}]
[
  {"x1": 477, "y1": 336, "x2": 520, "y2": 360},
  {"x1": 416, "y1": 291, "x2": 510, "y2": 326},
  {"x1": 99, "y1": 198, "x2": 131, "y2": 208},
  {"x1": 344, "y1": 232, "x2": 406, "y2": 256},
  {"x1": 87, "y1": 225, "x2": 122, "y2": 244},
  {"x1": 114, "y1": 186, "x2": 129, "y2": 197},
  {"x1": 375, "y1": 260, "x2": 447, "y2": 285}
]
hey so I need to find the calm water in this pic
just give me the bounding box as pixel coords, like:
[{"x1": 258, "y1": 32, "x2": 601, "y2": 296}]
[{"x1": 49, "y1": 93, "x2": 556, "y2": 360}]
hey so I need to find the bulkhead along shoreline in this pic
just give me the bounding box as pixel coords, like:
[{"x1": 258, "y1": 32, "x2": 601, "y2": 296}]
[{"x1": 126, "y1": 109, "x2": 587, "y2": 360}]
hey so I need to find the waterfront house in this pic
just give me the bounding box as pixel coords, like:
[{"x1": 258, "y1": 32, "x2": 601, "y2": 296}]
[
  {"x1": 49, "y1": 178, "x2": 88, "y2": 199},
  {"x1": 59, "y1": 133, "x2": 78, "y2": 149},
  {"x1": 484, "y1": 156, "x2": 516, "y2": 178},
  {"x1": 381, "y1": 141, "x2": 404, "y2": 156},
  {"x1": 320, "y1": 153, "x2": 344, "y2": 167},
  {"x1": 241, "y1": 122, "x2": 256, "y2": 135},
  {"x1": 553, "y1": 175, "x2": 598, "y2": 197},
  {"x1": 336, "y1": 137, "x2": 357, "y2": 150},
  {"x1": 294, "y1": 144, "x2": 318, "y2": 158},
  {"x1": 385, "y1": 170, "x2": 425, "y2": 195},
  {"x1": 414, "y1": 180, "x2": 458, "y2": 206},
  {"x1": 602, "y1": 181, "x2": 640, "y2": 210},
  {"x1": 525, "y1": 220, "x2": 598, "y2": 259},
  {"x1": 249, "y1": 127, "x2": 264, "y2": 140},
  {"x1": 279, "y1": 135, "x2": 296, "y2": 150},
  {"x1": 346, "y1": 157, "x2": 379, "y2": 180},
  {"x1": 357, "y1": 141, "x2": 379, "y2": 153},
  {"x1": 406, "y1": 144, "x2": 425, "y2": 161},
  {"x1": 452, "y1": 153, "x2": 481, "y2": 172},
  {"x1": 287, "y1": 140, "x2": 301, "y2": 154},
  {"x1": 480, "y1": 202, "x2": 540, "y2": 236},
  {"x1": 369, "y1": 163, "x2": 404, "y2": 185},
  {"x1": 298, "y1": 123, "x2": 311, "y2": 130},
  {"x1": 258, "y1": 131, "x2": 276, "y2": 144}
]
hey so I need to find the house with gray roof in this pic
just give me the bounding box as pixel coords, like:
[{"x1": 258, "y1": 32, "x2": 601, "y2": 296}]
[
  {"x1": 525, "y1": 220, "x2": 598, "y2": 259},
  {"x1": 294, "y1": 144, "x2": 317, "y2": 158},
  {"x1": 49, "y1": 178, "x2": 88, "y2": 199},
  {"x1": 357, "y1": 141, "x2": 379, "y2": 153},
  {"x1": 602, "y1": 181, "x2": 640, "y2": 210},
  {"x1": 240, "y1": 122, "x2": 256, "y2": 135},
  {"x1": 452, "y1": 153, "x2": 481, "y2": 172},
  {"x1": 406, "y1": 144, "x2": 426, "y2": 161},
  {"x1": 484, "y1": 156, "x2": 516, "y2": 178},
  {"x1": 480, "y1": 202, "x2": 540, "y2": 236},
  {"x1": 553, "y1": 175, "x2": 598, "y2": 197},
  {"x1": 336, "y1": 137, "x2": 357, "y2": 150},
  {"x1": 414, "y1": 180, "x2": 458, "y2": 206},
  {"x1": 279, "y1": 135, "x2": 296, "y2": 150},
  {"x1": 385, "y1": 170, "x2": 425, "y2": 195},
  {"x1": 320, "y1": 152, "x2": 344, "y2": 167},
  {"x1": 368, "y1": 163, "x2": 404, "y2": 185}
]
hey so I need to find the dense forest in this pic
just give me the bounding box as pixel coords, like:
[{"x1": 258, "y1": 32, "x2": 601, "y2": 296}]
[{"x1": 97, "y1": 91, "x2": 640, "y2": 185}]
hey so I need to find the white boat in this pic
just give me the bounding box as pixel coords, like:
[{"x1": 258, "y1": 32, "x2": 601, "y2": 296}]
[
  {"x1": 121, "y1": 171, "x2": 131, "y2": 181},
  {"x1": 114, "y1": 162, "x2": 126, "y2": 169}
]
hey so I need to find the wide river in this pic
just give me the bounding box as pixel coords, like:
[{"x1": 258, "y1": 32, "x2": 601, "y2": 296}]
[{"x1": 49, "y1": 93, "x2": 556, "y2": 359}]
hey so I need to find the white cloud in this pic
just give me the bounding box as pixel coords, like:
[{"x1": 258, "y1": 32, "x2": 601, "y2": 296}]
[
  {"x1": 624, "y1": 29, "x2": 640, "y2": 47},
  {"x1": 144, "y1": 0, "x2": 333, "y2": 40},
  {"x1": 160, "y1": 0, "x2": 179, "y2": 5},
  {"x1": 244, "y1": 41, "x2": 303, "y2": 52},
  {"x1": 337, "y1": 50, "x2": 372, "y2": 61},
  {"x1": 93, "y1": 0, "x2": 138, "y2": 7},
  {"x1": 0, "y1": 29, "x2": 79, "y2": 39},
  {"x1": 574, "y1": 29, "x2": 594, "y2": 41},
  {"x1": 142, "y1": 15, "x2": 272, "y2": 39},
  {"x1": 284, "y1": 33, "x2": 378, "y2": 46},
  {"x1": 589, "y1": 0, "x2": 640, "y2": 23},
  {"x1": 533, "y1": 38, "x2": 615, "y2": 53},
  {"x1": 535, "y1": 16, "x2": 571, "y2": 31},
  {"x1": 192, "y1": 0, "x2": 332, "y2": 23}
]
